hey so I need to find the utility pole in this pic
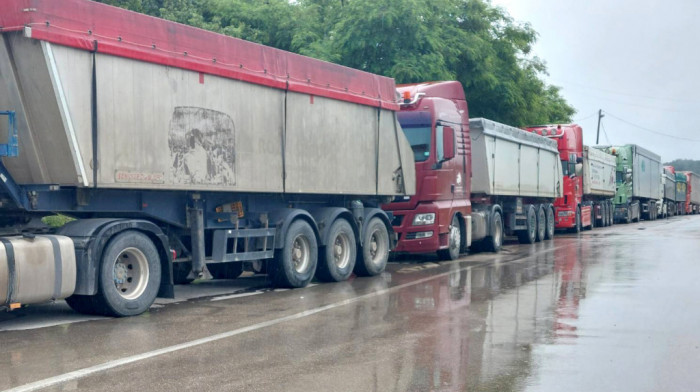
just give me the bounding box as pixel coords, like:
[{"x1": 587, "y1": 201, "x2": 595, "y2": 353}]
[{"x1": 596, "y1": 109, "x2": 604, "y2": 144}]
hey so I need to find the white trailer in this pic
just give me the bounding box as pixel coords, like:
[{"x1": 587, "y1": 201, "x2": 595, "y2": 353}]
[
  {"x1": 582, "y1": 146, "x2": 616, "y2": 227},
  {"x1": 468, "y1": 118, "x2": 562, "y2": 251},
  {"x1": 684, "y1": 172, "x2": 700, "y2": 214}
]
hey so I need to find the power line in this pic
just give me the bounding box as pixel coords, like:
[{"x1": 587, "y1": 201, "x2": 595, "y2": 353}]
[
  {"x1": 603, "y1": 111, "x2": 700, "y2": 143},
  {"x1": 550, "y1": 77, "x2": 700, "y2": 104},
  {"x1": 574, "y1": 111, "x2": 598, "y2": 122},
  {"x1": 560, "y1": 85, "x2": 698, "y2": 115}
]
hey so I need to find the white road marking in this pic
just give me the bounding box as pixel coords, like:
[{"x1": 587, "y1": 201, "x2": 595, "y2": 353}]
[
  {"x1": 210, "y1": 291, "x2": 263, "y2": 301},
  {"x1": 4, "y1": 244, "x2": 564, "y2": 392}
]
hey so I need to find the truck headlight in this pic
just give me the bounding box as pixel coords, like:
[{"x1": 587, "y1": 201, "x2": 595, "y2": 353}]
[{"x1": 413, "y1": 213, "x2": 435, "y2": 226}]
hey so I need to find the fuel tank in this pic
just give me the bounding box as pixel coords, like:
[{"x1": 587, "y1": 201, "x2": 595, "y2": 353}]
[{"x1": 0, "y1": 235, "x2": 76, "y2": 306}]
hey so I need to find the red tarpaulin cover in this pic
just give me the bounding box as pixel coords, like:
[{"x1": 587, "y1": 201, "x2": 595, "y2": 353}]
[{"x1": 0, "y1": 0, "x2": 399, "y2": 110}]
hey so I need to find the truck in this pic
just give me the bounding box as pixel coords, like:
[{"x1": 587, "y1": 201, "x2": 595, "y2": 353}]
[
  {"x1": 661, "y1": 166, "x2": 677, "y2": 217},
  {"x1": 682, "y1": 172, "x2": 700, "y2": 214},
  {"x1": 599, "y1": 145, "x2": 662, "y2": 223},
  {"x1": 383, "y1": 81, "x2": 562, "y2": 260},
  {"x1": 0, "y1": 0, "x2": 417, "y2": 316},
  {"x1": 525, "y1": 125, "x2": 616, "y2": 232},
  {"x1": 675, "y1": 172, "x2": 687, "y2": 215}
]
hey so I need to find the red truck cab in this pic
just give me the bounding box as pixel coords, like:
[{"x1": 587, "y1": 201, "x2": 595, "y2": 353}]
[
  {"x1": 526, "y1": 124, "x2": 590, "y2": 231},
  {"x1": 383, "y1": 82, "x2": 471, "y2": 259}
]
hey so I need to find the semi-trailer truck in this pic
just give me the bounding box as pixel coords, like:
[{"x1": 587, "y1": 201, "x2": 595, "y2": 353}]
[
  {"x1": 675, "y1": 172, "x2": 687, "y2": 215},
  {"x1": 661, "y1": 166, "x2": 677, "y2": 217},
  {"x1": 682, "y1": 172, "x2": 700, "y2": 214},
  {"x1": 0, "y1": 0, "x2": 417, "y2": 315},
  {"x1": 525, "y1": 125, "x2": 616, "y2": 232},
  {"x1": 600, "y1": 145, "x2": 662, "y2": 223},
  {"x1": 384, "y1": 82, "x2": 562, "y2": 260}
]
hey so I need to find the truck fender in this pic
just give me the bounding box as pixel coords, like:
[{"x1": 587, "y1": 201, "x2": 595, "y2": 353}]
[
  {"x1": 488, "y1": 204, "x2": 503, "y2": 237},
  {"x1": 307, "y1": 207, "x2": 358, "y2": 247},
  {"x1": 268, "y1": 209, "x2": 321, "y2": 250},
  {"x1": 360, "y1": 208, "x2": 395, "y2": 248},
  {"x1": 58, "y1": 219, "x2": 173, "y2": 298}
]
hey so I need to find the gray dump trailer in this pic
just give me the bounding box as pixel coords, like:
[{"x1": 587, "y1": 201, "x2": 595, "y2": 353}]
[
  {"x1": 0, "y1": 0, "x2": 415, "y2": 316},
  {"x1": 662, "y1": 167, "x2": 677, "y2": 217},
  {"x1": 469, "y1": 118, "x2": 562, "y2": 248}
]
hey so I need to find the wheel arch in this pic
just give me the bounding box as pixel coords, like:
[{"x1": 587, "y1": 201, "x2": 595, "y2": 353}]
[
  {"x1": 58, "y1": 218, "x2": 173, "y2": 298},
  {"x1": 307, "y1": 207, "x2": 358, "y2": 247},
  {"x1": 268, "y1": 208, "x2": 321, "y2": 250}
]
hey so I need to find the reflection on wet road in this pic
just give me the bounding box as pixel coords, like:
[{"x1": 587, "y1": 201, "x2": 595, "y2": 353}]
[{"x1": 1, "y1": 217, "x2": 700, "y2": 391}]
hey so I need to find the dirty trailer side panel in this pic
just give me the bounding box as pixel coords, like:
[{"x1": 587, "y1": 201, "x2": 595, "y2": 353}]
[{"x1": 0, "y1": 33, "x2": 414, "y2": 196}]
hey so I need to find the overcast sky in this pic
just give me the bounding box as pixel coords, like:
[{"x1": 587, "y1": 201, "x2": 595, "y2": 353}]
[{"x1": 489, "y1": 0, "x2": 700, "y2": 162}]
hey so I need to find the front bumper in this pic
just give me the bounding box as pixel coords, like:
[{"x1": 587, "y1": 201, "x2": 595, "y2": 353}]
[
  {"x1": 389, "y1": 209, "x2": 442, "y2": 253},
  {"x1": 555, "y1": 208, "x2": 575, "y2": 228}
]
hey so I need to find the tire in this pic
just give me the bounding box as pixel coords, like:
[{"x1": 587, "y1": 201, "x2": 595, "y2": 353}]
[
  {"x1": 173, "y1": 262, "x2": 194, "y2": 284},
  {"x1": 535, "y1": 205, "x2": 546, "y2": 242},
  {"x1": 589, "y1": 207, "x2": 595, "y2": 230},
  {"x1": 438, "y1": 215, "x2": 461, "y2": 260},
  {"x1": 518, "y1": 205, "x2": 537, "y2": 244},
  {"x1": 66, "y1": 231, "x2": 162, "y2": 317},
  {"x1": 354, "y1": 217, "x2": 390, "y2": 277},
  {"x1": 544, "y1": 205, "x2": 555, "y2": 240},
  {"x1": 208, "y1": 262, "x2": 243, "y2": 280},
  {"x1": 609, "y1": 203, "x2": 614, "y2": 225},
  {"x1": 483, "y1": 211, "x2": 503, "y2": 252},
  {"x1": 316, "y1": 219, "x2": 357, "y2": 282},
  {"x1": 572, "y1": 207, "x2": 582, "y2": 233},
  {"x1": 269, "y1": 220, "x2": 318, "y2": 288}
]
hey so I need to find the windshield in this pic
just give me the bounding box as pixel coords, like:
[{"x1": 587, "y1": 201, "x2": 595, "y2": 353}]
[{"x1": 402, "y1": 127, "x2": 432, "y2": 162}]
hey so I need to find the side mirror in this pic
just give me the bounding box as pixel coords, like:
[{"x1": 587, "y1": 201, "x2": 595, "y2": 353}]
[
  {"x1": 575, "y1": 163, "x2": 583, "y2": 177},
  {"x1": 442, "y1": 126, "x2": 455, "y2": 161}
]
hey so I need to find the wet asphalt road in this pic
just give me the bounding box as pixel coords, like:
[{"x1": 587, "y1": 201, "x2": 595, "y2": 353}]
[{"x1": 1, "y1": 216, "x2": 700, "y2": 392}]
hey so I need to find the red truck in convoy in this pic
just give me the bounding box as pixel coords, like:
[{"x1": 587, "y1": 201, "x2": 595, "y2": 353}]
[
  {"x1": 683, "y1": 172, "x2": 700, "y2": 214},
  {"x1": 525, "y1": 125, "x2": 616, "y2": 232},
  {"x1": 384, "y1": 82, "x2": 562, "y2": 260}
]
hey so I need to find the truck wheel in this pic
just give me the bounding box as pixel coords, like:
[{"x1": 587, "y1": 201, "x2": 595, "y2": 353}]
[
  {"x1": 588, "y1": 208, "x2": 595, "y2": 230},
  {"x1": 270, "y1": 220, "x2": 318, "y2": 288},
  {"x1": 573, "y1": 207, "x2": 582, "y2": 233},
  {"x1": 208, "y1": 262, "x2": 243, "y2": 280},
  {"x1": 483, "y1": 211, "x2": 503, "y2": 252},
  {"x1": 438, "y1": 215, "x2": 461, "y2": 260},
  {"x1": 73, "y1": 231, "x2": 162, "y2": 317},
  {"x1": 316, "y1": 219, "x2": 357, "y2": 282},
  {"x1": 535, "y1": 205, "x2": 546, "y2": 242},
  {"x1": 544, "y1": 205, "x2": 555, "y2": 240},
  {"x1": 518, "y1": 205, "x2": 537, "y2": 244},
  {"x1": 355, "y1": 217, "x2": 390, "y2": 276}
]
